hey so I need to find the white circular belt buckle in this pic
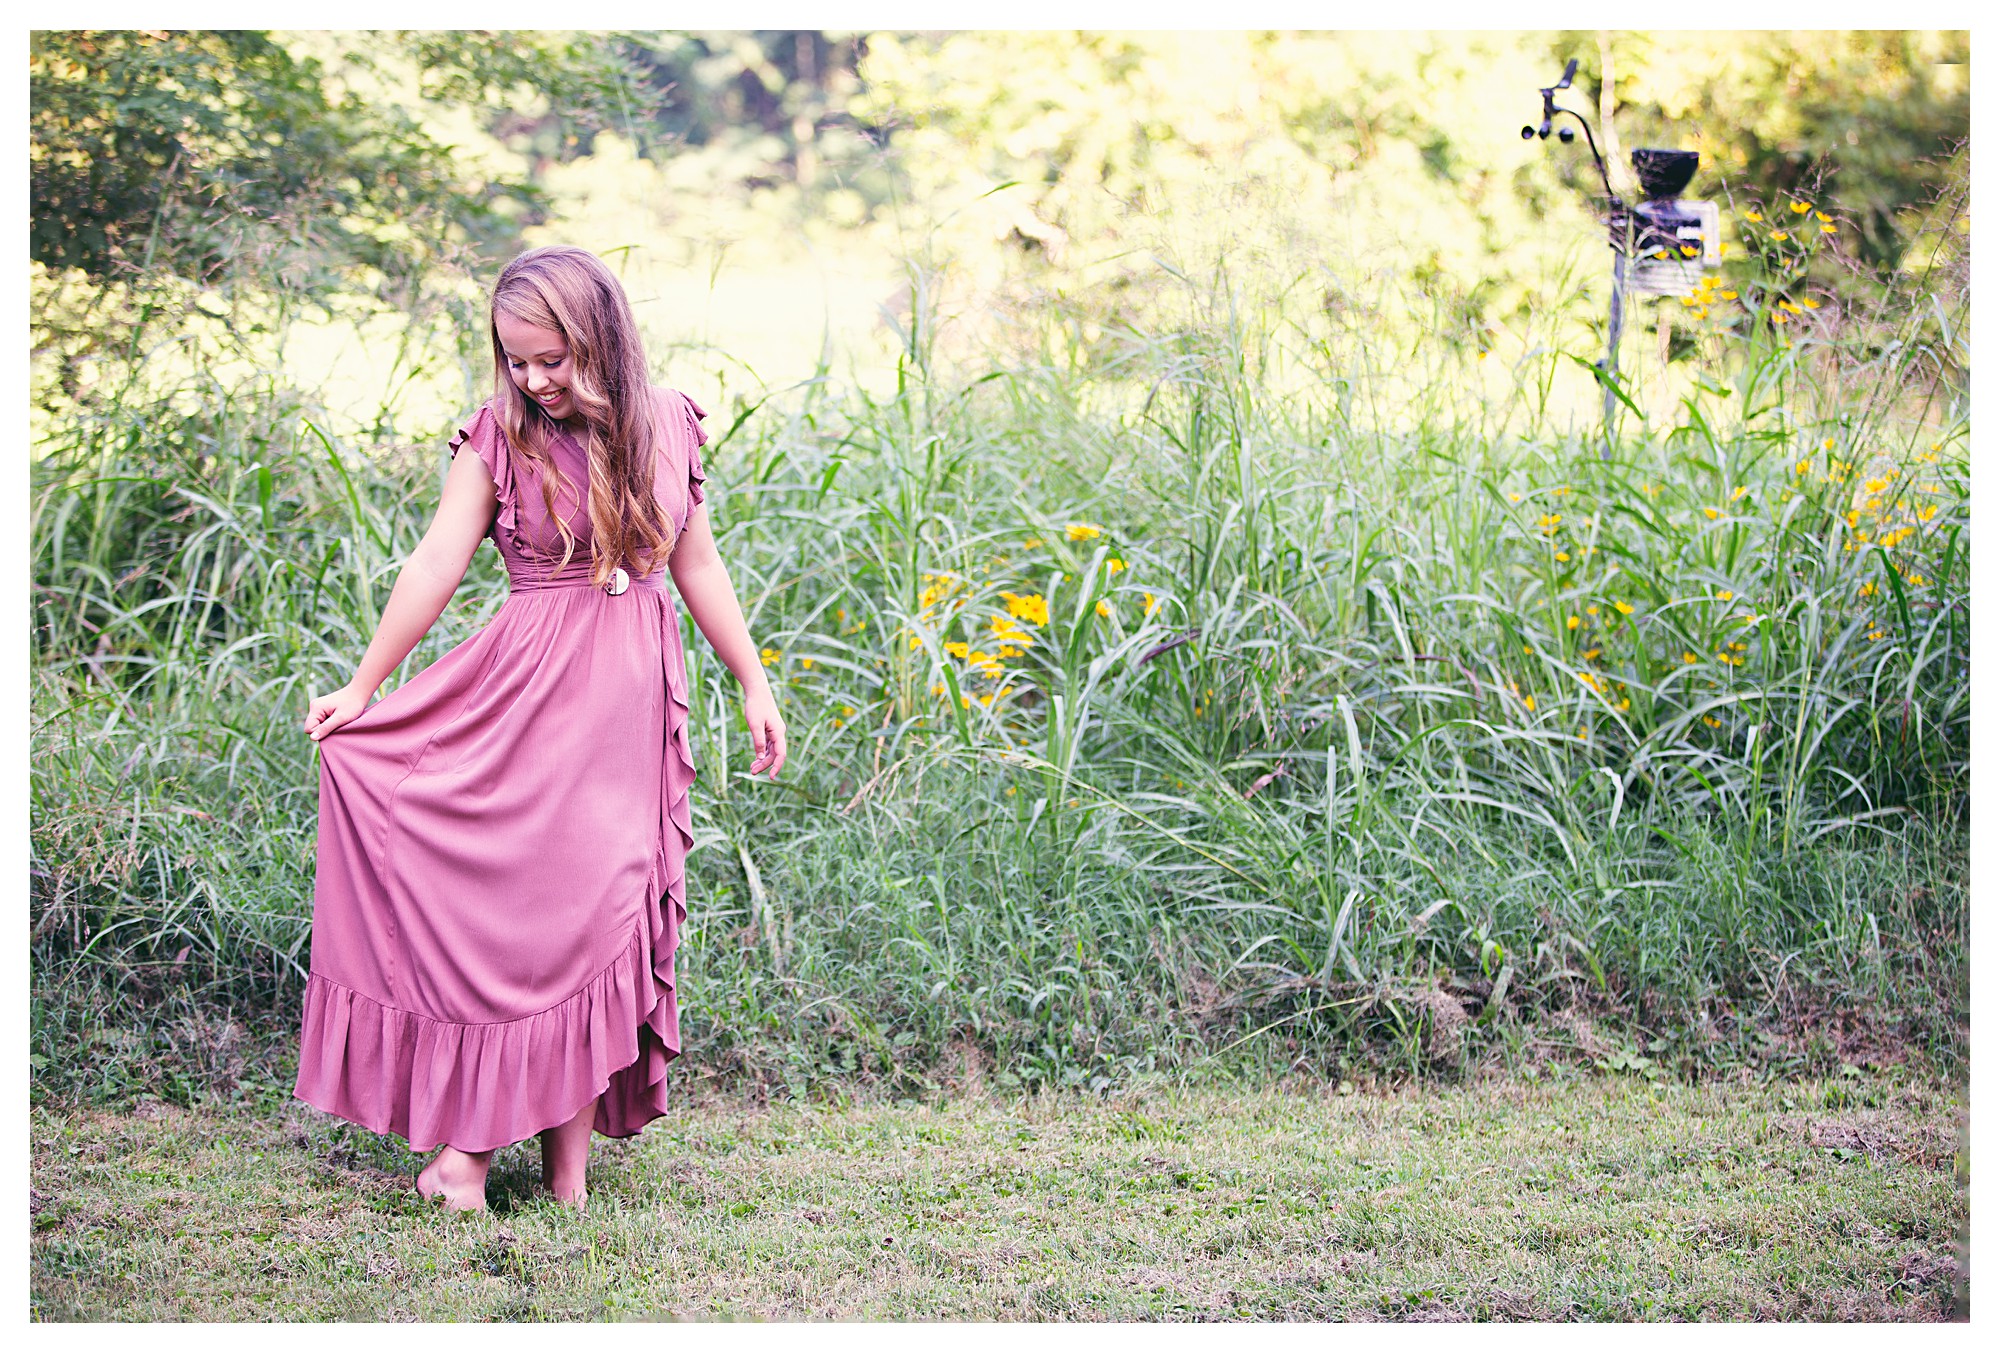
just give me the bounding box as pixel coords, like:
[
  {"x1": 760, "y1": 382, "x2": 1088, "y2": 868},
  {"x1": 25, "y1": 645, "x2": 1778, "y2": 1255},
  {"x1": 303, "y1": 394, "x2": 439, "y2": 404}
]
[{"x1": 605, "y1": 567, "x2": 630, "y2": 596}]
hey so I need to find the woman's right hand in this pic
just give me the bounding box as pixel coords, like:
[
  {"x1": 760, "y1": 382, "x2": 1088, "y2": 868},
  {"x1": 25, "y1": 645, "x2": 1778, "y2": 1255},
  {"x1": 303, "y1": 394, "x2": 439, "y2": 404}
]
[{"x1": 304, "y1": 683, "x2": 372, "y2": 743}]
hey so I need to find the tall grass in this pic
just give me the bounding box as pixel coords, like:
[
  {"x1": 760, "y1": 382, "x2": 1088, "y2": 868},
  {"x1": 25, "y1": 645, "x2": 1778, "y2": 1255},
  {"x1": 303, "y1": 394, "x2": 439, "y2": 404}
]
[{"x1": 30, "y1": 239, "x2": 1969, "y2": 1101}]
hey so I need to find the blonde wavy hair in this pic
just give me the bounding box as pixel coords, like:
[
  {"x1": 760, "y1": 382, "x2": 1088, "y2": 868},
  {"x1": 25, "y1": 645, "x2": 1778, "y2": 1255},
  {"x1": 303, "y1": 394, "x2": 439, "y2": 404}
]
[{"x1": 488, "y1": 245, "x2": 676, "y2": 584}]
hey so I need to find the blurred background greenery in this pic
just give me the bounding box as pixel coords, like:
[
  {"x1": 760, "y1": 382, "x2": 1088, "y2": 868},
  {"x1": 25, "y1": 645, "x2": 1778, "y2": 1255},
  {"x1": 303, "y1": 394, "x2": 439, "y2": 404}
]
[{"x1": 29, "y1": 30, "x2": 1968, "y2": 1103}]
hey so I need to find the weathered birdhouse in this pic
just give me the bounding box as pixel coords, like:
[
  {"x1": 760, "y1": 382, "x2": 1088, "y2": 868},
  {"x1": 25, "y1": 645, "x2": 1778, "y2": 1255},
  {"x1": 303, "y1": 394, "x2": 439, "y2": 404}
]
[{"x1": 1611, "y1": 149, "x2": 1720, "y2": 296}]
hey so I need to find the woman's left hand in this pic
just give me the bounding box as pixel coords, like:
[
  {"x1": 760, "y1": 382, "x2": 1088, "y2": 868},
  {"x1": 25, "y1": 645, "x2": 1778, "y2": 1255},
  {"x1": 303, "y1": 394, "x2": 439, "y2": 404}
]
[{"x1": 743, "y1": 682, "x2": 787, "y2": 778}]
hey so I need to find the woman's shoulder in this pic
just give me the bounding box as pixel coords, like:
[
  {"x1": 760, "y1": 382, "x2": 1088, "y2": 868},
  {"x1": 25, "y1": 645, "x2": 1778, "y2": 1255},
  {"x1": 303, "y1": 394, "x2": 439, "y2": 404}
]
[
  {"x1": 647, "y1": 383, "x2": 704, "y2": 415},
  {"x1": 449, "y1": 396, "x2": 502, "y2": 449},
  {"x1": 648, "y1": 384, "x2": 710, "y2": 445},
  {"x1": 448, "y1": 397, "x2": 525, "y2": 477}
]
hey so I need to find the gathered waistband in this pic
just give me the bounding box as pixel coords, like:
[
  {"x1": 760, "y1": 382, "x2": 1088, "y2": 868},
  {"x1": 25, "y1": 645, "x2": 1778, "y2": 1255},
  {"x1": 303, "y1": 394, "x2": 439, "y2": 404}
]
[{"x1": 504, "y1": 567, "x2": 667, "y2": 597}]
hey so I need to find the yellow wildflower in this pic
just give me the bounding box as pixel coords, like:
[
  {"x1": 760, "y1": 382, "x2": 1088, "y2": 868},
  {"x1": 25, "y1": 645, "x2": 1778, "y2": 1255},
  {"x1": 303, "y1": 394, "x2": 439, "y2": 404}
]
[
  {"x1": 799, "y1": 658, "x2": 815, "y2": 669},
  {"x1": 1582, "y1": 648, "x2": 1601, "y2": 660},
  {"x1": 1614, "y1": 600, "x2": 1634, "y2": 615},
  {"x1": 1142, "y1": 592, "x2": 1157, "y2": 616},
  {"x1": 1523, "y1": 695, "x2": 1536, "y2": 711},
  {"x1": 1820, "y1": 224, "x2": 1836, "y2": 234},
  {"x1": 1586, "y1": 605, "x2": 1599, "y2": 616},
  {"x1": 1000, "y1": 591, "x2": 1050, "y2": 626},
  {"x1": 945, "y1": 640, "x2": 970, "y2": 658},
  {"x1": 1567, "y1": 614, "x2": 1581, "y2": 630},
  {"x1": 760, "y1": 647, "x2": 781, "y2": 666},
  {"x1": 989, "y1": 613, "x2": 1032, "y2": 641},
  {"x1": 1616, "y1": 697, "x2": 1631, "y2": 712},
  {"x1": 1683, "y1": 651, "x2": 1699, "y2": 666},
  {"x1": 1720, "y1": 290, "x2": 1738, "y2": 300},
  {"x1": 1023, "y1": 537, "x2": 1043, "y2": 549},
  {"x1": 1745, "y1": 211, "x2": 1764, "y2": 223},
  {"x1": 1794, "y1": 459, "x2": 1810, "y2": 476},
  {"x1": 1790, "y1": 200, "x2": 1812, "y2": 214},
  {"x1": 1772, "y1": 230, "x2": 1789, "y2": 241},
  {"x1": 1094, "y1": 599, "x2": 1111, "y2": 619},
  {"x1": 1556, "y1": 551, "x2": 1570, "y2": 562},
  {"x1": 1703, "y1": 715, "x2": 1722, "y2": 728},
  {"x1": 1704, "y1": 507, "x2": 1721, "y2": 519},
  {"x1": 1105, "y1": 557, "x2": 1125, "y2": 575},
  {"x1": 1717, "y1": 589, "x2": 1734, "y2": 601},
  {"x1": 1066, "y1": 523, "x2": 1103, "y2": 542}
]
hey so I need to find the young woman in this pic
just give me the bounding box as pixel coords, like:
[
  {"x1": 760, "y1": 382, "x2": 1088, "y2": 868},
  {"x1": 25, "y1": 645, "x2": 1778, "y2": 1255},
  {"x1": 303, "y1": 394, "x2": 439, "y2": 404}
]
[{"x1": 296, "y1": 244, "x2": 785, "y2": 1211}]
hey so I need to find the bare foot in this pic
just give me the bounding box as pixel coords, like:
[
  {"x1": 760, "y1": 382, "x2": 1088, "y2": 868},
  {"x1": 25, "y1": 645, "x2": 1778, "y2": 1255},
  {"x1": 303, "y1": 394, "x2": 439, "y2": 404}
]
[
  {"x1": 539, "y1": 1094, "x2": 599, "y2": 1208},
  {"x1": 541, "y1": 1181, "x2": 589, "y2": 1209},
  {"x1": 416, "y1": 1146, "x2": 490, "y2": 1212}
]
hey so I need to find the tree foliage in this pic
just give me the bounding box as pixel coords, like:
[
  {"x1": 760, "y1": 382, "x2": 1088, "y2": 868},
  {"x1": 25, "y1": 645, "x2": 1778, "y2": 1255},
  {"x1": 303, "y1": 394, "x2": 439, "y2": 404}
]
[{"x1": 29, "y1": 29, "x2": 649, "y2": 406}]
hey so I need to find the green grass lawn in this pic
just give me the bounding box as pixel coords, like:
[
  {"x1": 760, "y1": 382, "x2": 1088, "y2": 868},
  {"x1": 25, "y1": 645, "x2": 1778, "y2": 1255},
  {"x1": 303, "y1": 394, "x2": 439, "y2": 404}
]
[{"x1": 31, "y1": 1070, "x2": 1966, "y2": 1321}]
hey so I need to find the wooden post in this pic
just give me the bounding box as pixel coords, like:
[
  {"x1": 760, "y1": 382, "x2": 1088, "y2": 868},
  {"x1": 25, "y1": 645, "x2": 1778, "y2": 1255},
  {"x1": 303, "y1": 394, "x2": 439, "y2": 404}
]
[{"x1": 1604, "y1": 245, "x2": 1626, "y2": 446}]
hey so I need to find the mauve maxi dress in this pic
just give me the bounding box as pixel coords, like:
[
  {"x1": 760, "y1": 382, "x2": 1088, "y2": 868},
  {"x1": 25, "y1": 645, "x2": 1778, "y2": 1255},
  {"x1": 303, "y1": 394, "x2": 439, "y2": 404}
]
[{"x1": 294, "y1": 384, "x2": 710, "y2": 1153}]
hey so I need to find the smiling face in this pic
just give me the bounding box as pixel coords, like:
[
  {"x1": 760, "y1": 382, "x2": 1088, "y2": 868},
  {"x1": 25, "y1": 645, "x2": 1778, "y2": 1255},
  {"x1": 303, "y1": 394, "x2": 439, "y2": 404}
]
[{"x1": 495, "y1": 311, "x2": 577, "y2": 423}]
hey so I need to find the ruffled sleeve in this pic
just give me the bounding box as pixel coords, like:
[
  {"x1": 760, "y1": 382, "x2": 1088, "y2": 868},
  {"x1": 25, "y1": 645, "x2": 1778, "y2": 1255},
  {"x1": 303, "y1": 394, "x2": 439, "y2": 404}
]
[
  {"x1": 447, "y1": 401, "x2": 519, "y2": 550},
  {"x1": 682, "y1": 392, "x2": 710, "y2": 509}
]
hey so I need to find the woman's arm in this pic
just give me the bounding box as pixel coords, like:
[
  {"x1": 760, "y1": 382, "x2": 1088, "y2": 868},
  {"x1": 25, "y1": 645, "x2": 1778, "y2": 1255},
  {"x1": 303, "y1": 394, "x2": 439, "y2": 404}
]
[
  {"x1": 303, "y1": 448, "x2": 498, "y2": 743},
  {"x1": 669, "y1": 501, "x2": 787, "y2": 777}
]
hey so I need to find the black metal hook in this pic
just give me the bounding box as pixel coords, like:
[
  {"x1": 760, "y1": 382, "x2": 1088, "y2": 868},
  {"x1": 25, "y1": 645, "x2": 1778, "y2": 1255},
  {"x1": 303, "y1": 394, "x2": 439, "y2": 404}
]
[{"x1": 1521, "y1": 58, "x2": 1619, "y2": 207}]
